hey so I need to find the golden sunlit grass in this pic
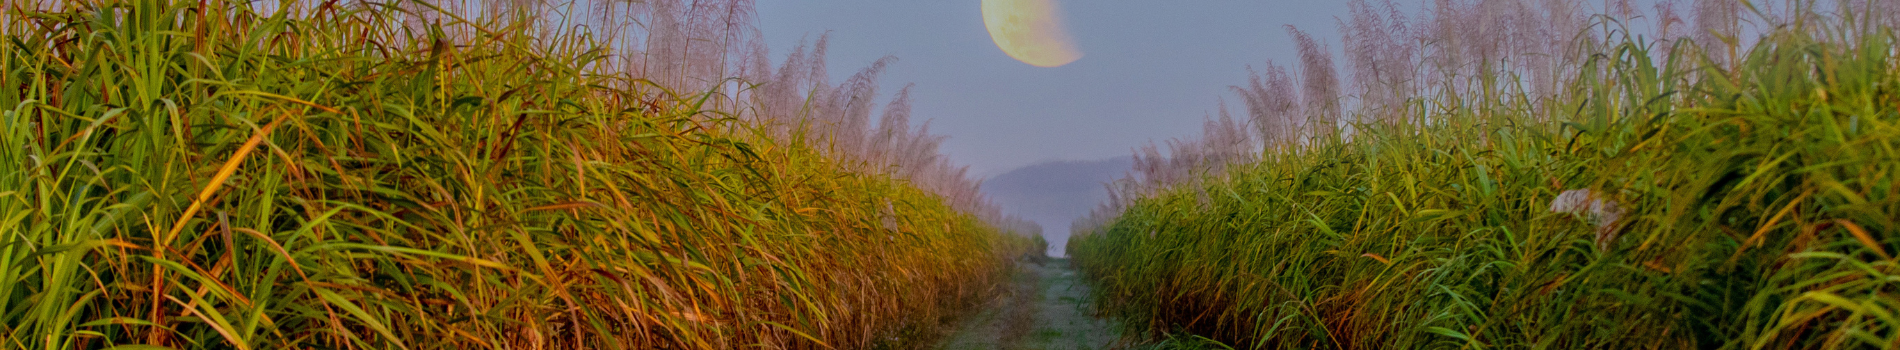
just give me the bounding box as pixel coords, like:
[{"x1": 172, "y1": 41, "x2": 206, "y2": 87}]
[
  {"x1": 0, "y1": 0, "x2": 1038, "y2": 349},
  {"x1": 1072, "y1": 1, "x2": 1900, "y2": 348}
]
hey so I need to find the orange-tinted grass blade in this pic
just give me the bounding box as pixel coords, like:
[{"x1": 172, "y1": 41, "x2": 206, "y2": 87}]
[
  {"x1": 525, "y1": 201, "x2": 606, "y2": 212},
  {"x1": 1361, "y1": 253, "x2": 1390, "y2": 265},
  {"x1": 1834, "y1": 219, "x2": 1891, "y2": 260},
  {"x1": 162, "y1": 111, "x2": 288, "y2": 248}
]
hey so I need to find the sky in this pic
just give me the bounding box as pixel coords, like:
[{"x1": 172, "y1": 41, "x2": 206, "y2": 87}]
[{"x1": 756, "y1": 1, "x2": 1351, "y2": 178}]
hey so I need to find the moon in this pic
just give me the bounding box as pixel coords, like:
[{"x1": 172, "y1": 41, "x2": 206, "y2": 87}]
[{"x1": 981, "y1": 0, "x2": 1083, "y2": 67}]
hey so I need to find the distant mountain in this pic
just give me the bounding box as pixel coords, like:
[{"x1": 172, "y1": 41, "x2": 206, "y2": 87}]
[{"x1": 982, "y1": 156, "x2": 1133, "y2": 256}]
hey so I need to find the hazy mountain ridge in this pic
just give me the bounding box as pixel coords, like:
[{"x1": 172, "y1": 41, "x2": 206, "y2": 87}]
[{"x1": 982, "y1": 156, "x2": 1133, "y2": 255}]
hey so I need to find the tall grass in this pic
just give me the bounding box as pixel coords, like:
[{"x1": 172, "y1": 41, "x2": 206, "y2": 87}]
[
  {"x1": 0, "y1": 0, "x2": 1037, "y2": 348},
  {"x1": 1072, "y1": 0, "x2": 1900, "y2": 348}
]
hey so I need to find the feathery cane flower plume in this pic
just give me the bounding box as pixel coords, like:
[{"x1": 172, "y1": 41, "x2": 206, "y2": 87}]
[
  {"x1": 1340, "y1": 0, "x2": 1417, "y2": 125},
  {"x1": 1693, "y1": 0, "x2": 1742, "y2": 66},
  {"x1": 1289, "y1": 25, "x2": 1341, "y2": 136},
  {"x1": 1233, "y1": 62, "x2": 1303, "y2": 147},
  {"x1": 1550, "y1": 189, "x2": 1627, "y2": 250}
]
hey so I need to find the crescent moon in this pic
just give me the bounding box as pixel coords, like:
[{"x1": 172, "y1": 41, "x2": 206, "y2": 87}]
[{"x1": 981, "y1": 0, "x2": 1083, "y2": 67}]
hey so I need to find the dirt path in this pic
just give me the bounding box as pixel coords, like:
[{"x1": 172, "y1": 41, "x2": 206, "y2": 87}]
[{"x1": 935, "y1": 259, "x2": 1120, "y2": 350}]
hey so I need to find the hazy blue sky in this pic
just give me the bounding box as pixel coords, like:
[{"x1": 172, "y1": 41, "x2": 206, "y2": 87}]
[{"x1": 756, "y1": 1, "x2": 1350, "y2": 178}]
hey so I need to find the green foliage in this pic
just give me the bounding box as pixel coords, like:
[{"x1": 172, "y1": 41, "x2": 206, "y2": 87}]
[
  {"x1": 1072, "y1": 8, "x2": 1900, "y2": 350},
  {"x1": 0, "y1": 0, "x2": 1034, "y2": 349}
]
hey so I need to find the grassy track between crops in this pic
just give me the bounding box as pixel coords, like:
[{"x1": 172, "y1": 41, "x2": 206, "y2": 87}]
[
  {"x1": 936, "y1": 258, "x2": 1121, "y2": 350},
  {"x1": 1072, "y1": 4, "x2": 1900, "y2": 350},
  {"x1": 0, "y1": 1, "x2": 1037, "y2": 349}
]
